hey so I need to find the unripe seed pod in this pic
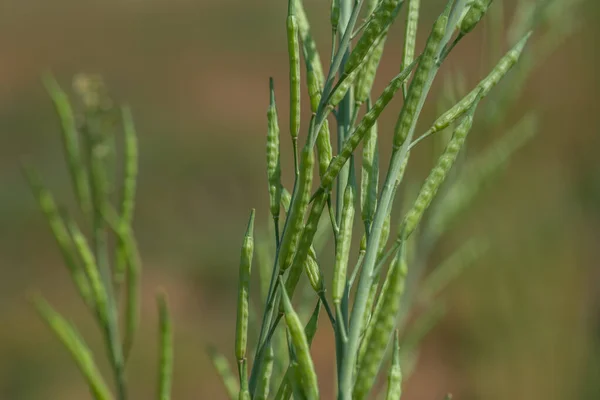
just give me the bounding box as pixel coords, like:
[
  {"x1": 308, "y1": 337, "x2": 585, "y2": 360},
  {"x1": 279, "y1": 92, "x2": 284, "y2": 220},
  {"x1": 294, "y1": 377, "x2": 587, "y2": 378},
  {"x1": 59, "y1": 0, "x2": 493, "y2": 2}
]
[
  {"x1": 279, "y1": 278, "x2": 320, "y2": 400},
  {"x1": 401, "y1": 0, "x2": 420, "y2": 96},
  {"x1": 254, "y1": 344, "x2": 274, "y2": 400},
  {"x1": 267, "y1": 78, "x2": 282, "y2": 220},
  {"x1": 332, "y1": 184, "x2": 355, "y2": 304},
  {"x1": 287, "y1": 1, "x2": 301, "y2": 140},
  {"x1": 344, "y1": 0, "x2": 403, "y2": 77},
  {"x1": 384, "y1": 331, "x2": 402, "y2": 400},
  {"x1": 285, "y1": 191, "x2": 328, "y2": 297},
  {"x1": 460, "y1": 0, "x2": 494, "y2": 34},
  {"x1": 402, "y1": 102, "x2": 478, "y2": 238},
  {"x1": 316, "y1": 119, "x2": 333, "y2": 178},
  {"x1": 295, "y1": 0, "x2": 325, "y2": 85},
  {"x1": 360, "y1": 108, "x2": 379, "y2": 225},
  {"x1": 353, "y1": 245, "x2": 408, "y2": 400},
  {"x1": 331, "y1": 0, "x2": 340, "y2": 35},
  {"x1": 393, "y1": 10, "x2": 448, "y2": 148},
  {"x1": 279, "y1": 147, "x2": 314, "y2": 271},
  {"x1": 355, "y1": 36, "x2": 386, "y2": 107},
  {"x1": 304, "y1": 61, "x2": 333, "y2": 178},
  {"x1": 427, "y1": 32, "x2": 531, "y2": 136},
  {"x1": 327, "y1": 67, "x2": 361, "y2": 109},
  {"x1": 235, "y1": 210, "x2": 255, "y2": 362}
]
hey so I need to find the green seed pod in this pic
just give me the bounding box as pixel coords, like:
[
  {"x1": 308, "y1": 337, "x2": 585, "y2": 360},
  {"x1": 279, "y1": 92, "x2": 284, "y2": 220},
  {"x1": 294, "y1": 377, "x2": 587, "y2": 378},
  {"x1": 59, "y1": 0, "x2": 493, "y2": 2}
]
[
  {"x1": 304, "y1": 61, "x2": 333, "y2": 178},
  {"x1": 267, "y1": 78, "x2": 283, "y2": 220},
  {"x1": 344, "y1": 0, "x2": 403, "y2": 77},
  {"x1": 355, "y1": 36, "x2": 387, "y2": 107},
  {"x1": 354, "y1": 36, "x2": 387, "y2": 106},
  {"x1": 316, "y1": 119, "x2": 333, "y2": 178},
  {"x1": 273, "y1": 300, "x2": 320, "y2": 400},
  {"x1": 287, "y1": 0, "x2": 301, "y2": 141},
  {"x1": 279, "y1": 147, "x2": 314, "y2": 271},
  {"x1": 361, "y1": 112, "x2": 379, "y2": 225},
  {"x1": 119, "y1": 105, "x2": 138, "y2": 227},
  {"x1": 357, "y1": 241, "x2": 407, "y2": 366},
  {"x1": 42, "y1": 74, "x2": 91, "y2": 213},
  {"x1": 23, "y1": 166, "x2": 93, "y2": 306},
  {"x1": 67, "y1": 218, "x2": 109, "y2": 325},
  {"x1": 157, "y1": 292, "x2": 173, "y2": 400},
  {"x1": 279, "y1": 279, "x2": 320, "y2": 400},
  {"x1": 401, "y1": 0, "x2": 420, "y2": 96},
  {"x1": 377, "y1": 213, "x2": 391, "y2": 259},
  {"x1": 239, "y1": 359, "x2": 251, "y2": 400},
  {"x1": 385, "y1": 331, "x2": 402, "y2": 400},
  {"x1": 306, "y1": 63, "x2": 322, "y2": 113},
  {"x1": 304, "y1": 250, "x2": 325, "y2": 295},
  {"x1": 235, "y1": 210, "x2": 255, "y2": 362},
  {"x1": 295, "y1": 0, "x2": 325, "y2": 85},
  {"x1": 353, "y1": 245, "x2": 408, "y2": 400},
  {"x1": 401, "y1": 103, "x2": 478, "y2": 238},
  {"x1": 332, "y1": 185, "x2": 355, "y2": 304},
  {"x1": 321, "y1": 58, "x2": 419, "y2": 189},
  {"x1": 207, "y1": 346, "x2": 239, "y2": 400},
  {"x1": 331, "y1": 0, "x2": 340, "y2": 35},
  {"x1": 34, "y1": 297, "x2": 113, "y2": 400},
  {"x1": 114, "y1": 105, "x2": 139, "y2": 288},
  {"x1": 286, "y1": 191, "x2": 328, "y2": 295},
  {"x1": 460, "y1": 0, "x2": 494, "y2": 34},
  {"x1": 427, "y1": 32, "x2": 532, "y2": 136},
  {"x1": 327, "y1": 66, "x2": 361, "y2": 109},
  {"x1": 393, "y1": 10, "x2": 448, "y2": 148},
  {"x1": 255, "y1": 344, "x2": 274, "y2": 400}
]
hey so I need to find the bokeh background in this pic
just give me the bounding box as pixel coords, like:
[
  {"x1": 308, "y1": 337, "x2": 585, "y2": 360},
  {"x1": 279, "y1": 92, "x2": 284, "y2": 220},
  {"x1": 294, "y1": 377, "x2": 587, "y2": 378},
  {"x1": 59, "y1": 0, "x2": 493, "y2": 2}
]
[{"x1": 0, "y1": 0, "x2": 598, "y2": 399}]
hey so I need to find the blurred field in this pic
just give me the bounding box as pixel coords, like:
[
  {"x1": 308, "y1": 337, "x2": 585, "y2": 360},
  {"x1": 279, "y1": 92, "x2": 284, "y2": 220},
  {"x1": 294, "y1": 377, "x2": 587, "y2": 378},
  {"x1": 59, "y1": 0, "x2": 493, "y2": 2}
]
[{"x1": 0, "y1": 0, "x2": 598, "y2": 399}]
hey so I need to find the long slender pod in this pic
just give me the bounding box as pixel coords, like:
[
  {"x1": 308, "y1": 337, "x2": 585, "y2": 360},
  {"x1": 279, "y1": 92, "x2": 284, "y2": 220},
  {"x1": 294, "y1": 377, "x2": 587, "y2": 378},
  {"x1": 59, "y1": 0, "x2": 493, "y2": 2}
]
[
  {"x1": 254, "y1": 344, "x2": 274, "y2": 400},
  {"x1": 332, "y1": 184, "x2": 356, "y2": 305},
  {"x1": 413, "y1": 33, "x2": 532, "y2": 147},
  {"x1": 385, "y1": 331, "x2": 402, "y2": 400},
  {"x1": 157, "y1": 292, "x2": 173, "y2": 400},
  {"x1": 353, "y1": 243, "x2": 407, "y2": 399},
  {"x1": 295, "y1": 0, "x2": 325, "y2": 85},
  {"x1": 400, "y1": 100, "x2": 480, "y2": 238},
  {"x1": 273, "y1": 300, "x2": 321, "y2": 400},
  {"x1": 235, "y1": 210, "x2": 255, "y2": 375},
  {"x1": 305, "y1": 61, "x2": 333, "y2": 178},
  {"x1": 283, "y1": 191, "x2": 327, "y2": 300},
  {"x1": 459, "y1": 0, "x2": 494, "y2": 34},
  {"x1": 401, "y1": 0, "x2": 420, "y2": 98},
  {"x1": 267, "y1": 78, "x2": 283, "y2": 226},
  {"x1": 287, "y1": 0, "x2": 301, "y2": 149},
  {"x1": 42, "y1": 74, "x2": 91, "y2": 213},
  {"x1": 34, "y1": 297, "x2": 113, "y2": 400},
  {"x1": 278, "y1": 147, "x2": 314, "y2": 272},
  {"x1": 279, "y1": 279, "x2": 320, "y2": 400},
  {"x1": 360, "y1": 100, "x2": 379, "y2": 227},
  {"x1": 23, "y1": 166, "x2": 93, "y2": 306},
  {"x1": 114, "y1": 105, "x2": 139, "y2": 288}
]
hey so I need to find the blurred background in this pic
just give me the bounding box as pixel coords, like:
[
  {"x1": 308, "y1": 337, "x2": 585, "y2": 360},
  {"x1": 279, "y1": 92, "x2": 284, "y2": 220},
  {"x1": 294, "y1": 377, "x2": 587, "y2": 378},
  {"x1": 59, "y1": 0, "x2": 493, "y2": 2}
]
[{"x1": 0, "y1": 0, "x2": 598, "y2": 399}]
